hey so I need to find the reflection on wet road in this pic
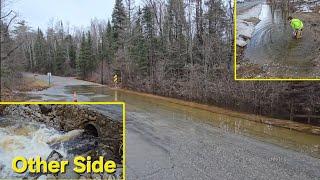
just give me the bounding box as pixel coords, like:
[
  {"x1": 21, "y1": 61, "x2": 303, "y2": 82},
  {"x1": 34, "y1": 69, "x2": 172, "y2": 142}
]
[
  {"x1": 24, "y1": 74, "x2": 320, "y2": 180},
  {"x1": 66, "y1": 85, "x2": 320, "y2": 157},
  {"x1": 244, "y1": 3, "x2": 319, "y2": 78}
]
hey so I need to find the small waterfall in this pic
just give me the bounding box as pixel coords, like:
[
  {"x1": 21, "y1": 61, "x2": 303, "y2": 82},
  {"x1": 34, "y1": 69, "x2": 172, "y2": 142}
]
[{"x1": 0, "y1": 121, "x2": 69, "y2": 178}]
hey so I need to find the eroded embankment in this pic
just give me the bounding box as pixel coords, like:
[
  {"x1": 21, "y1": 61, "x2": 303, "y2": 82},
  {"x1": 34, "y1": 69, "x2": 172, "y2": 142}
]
[{"x1": 0, "y1": 105, "x2": 123, "y2": 179}]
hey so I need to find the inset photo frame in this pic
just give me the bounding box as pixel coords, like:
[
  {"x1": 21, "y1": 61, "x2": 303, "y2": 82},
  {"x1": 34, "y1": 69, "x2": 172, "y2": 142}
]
[{"x1": 234, "y1": 0, "x2": 320, "y2": 81}]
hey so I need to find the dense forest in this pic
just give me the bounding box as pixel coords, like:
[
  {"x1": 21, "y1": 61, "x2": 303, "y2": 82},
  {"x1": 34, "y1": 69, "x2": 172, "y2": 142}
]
[{"x1": 1, "y1": 0, "x2": 319, "y2": 124}]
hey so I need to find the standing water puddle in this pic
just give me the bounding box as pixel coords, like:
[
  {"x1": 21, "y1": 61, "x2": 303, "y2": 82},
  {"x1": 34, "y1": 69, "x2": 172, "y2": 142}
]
[{"x1": 244, "y1": 3, "x2": 319, "y2": 78}]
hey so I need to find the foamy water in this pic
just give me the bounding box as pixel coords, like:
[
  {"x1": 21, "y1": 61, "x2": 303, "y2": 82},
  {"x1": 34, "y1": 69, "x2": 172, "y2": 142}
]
[{"x1": 0, "y1": 119, "x2": 69, "y2": 178}]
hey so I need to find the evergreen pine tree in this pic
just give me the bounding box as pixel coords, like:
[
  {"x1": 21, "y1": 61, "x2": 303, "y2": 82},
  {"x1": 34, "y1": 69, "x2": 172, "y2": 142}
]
[
  {"x1": 77, "y1": 33, "x2": 88, "y2": 79},
  {"x1": 65, "y1": 35, "x2": 77, "y2": 69},
  {"x1": 112, "y1": 0, "x2": 127, "y2": 49},
  {"x1": 104, "y1": 21, "x2": 115, "y2": 65},
  {"x1": 86, "y1": 31, "x2": 95, "y2": 74},
  {"x1": 33, "y1": 28, "x2": 47, "y2": 73},
  {"x1": 164, "y1": 0, "x2": 187, "y2": 76},
  {"x1": 46, "y1": 27, "x2": 56, "y2": 74},
  {"x1": 55, "y1": 41, "x2": 67, "y2": 75},
  {"x1": 131, "y1": 7, "x2": 148, "y2": 74}
]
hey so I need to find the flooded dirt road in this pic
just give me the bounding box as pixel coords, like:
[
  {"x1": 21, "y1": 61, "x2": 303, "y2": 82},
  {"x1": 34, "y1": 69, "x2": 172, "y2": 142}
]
[
  {"x1": 24, "y1": 74, "x2": 320, "y2": 179},
  {"x1": 240, "y1": 2, "x2": 320, "y2": 78}
]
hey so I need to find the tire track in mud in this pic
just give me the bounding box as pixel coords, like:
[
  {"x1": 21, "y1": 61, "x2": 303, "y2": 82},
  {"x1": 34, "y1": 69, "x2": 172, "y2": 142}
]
[{"x1": 243, "y1": 3, "x2": 320, "y2": 78}]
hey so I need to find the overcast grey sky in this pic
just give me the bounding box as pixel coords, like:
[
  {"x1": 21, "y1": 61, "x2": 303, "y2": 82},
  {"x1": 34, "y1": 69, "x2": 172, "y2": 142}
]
[{"x1": 11, "y1": 0, "x2": 134, "y2": 30}]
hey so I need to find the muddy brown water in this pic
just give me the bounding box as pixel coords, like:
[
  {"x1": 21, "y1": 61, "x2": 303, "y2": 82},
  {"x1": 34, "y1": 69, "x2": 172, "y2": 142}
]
[
  {"x1": 243, "y1": 3, "x2": 320, "y2": 78},
  {"x1": 61, "y1": 85, "x2": 320, "y2": 158}
]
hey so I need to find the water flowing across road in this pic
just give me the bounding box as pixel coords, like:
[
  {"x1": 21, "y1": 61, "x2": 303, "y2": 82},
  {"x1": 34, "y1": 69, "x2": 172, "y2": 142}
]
[
  {"x1": 17, "y1": 73, "x2": 320, "y2": 179},
  {"x1": 243, "y1": 2, "x2": 320, "y2": 78}
]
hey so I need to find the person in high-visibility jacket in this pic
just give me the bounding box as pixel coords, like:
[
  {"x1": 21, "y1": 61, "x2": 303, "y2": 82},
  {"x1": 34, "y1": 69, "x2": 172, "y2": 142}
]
[{"x1": 288, "y1": 16, "x2": 304, "y2": 39}]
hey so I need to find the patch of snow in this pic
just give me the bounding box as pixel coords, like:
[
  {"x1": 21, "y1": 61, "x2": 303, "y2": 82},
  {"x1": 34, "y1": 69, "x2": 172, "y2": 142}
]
[
  {"x1": 237, "y1": 38, "x2": 248, "y2": 47},
  {"x1": 238, "y1": 4, "x2": 262, "y2": 20},
  {"x1": 237, "y1": 4, "x2": 262, "y2": 47},
  {"x1": 238, "y1": 20, "x2": 255, "y2": 39},
  {"x1": 237, "y1": 21, "x2": 255, "y2": 47},
  {"x1": 295, "y1": 0, "x2": 320, "y2": 12},
  {"x1": 297, "y1": 5, "x2": 313, "y2": 12}
]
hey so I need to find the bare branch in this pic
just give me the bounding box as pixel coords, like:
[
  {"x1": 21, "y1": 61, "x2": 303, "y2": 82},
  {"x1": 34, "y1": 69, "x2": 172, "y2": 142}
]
[
  {"x1": 0, "y1": 9, "x2": 13, "y2": 19},
  {"x1": 1, "y1": 44, "x2": 20, "y2": 61}
]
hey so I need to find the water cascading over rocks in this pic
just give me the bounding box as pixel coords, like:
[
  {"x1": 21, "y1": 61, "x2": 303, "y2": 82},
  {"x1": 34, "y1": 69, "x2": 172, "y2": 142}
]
[{"x1": 0, "y1": 104, "x2": 123, "y2": 179}]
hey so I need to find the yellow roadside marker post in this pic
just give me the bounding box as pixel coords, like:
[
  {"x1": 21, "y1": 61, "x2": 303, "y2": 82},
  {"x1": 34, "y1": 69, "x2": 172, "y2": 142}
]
[
  {"x1": 113, "y1": 74, "x2": 118, "y2": 88},
  {"x1": 113, "y1": 74, "x2": 118, "y2": 101}
]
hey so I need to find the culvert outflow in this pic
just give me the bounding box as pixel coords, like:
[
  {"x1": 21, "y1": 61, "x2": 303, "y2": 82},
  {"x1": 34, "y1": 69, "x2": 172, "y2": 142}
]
[{"x1": 84, "y1": 123, "x2": 99, "y2": 137}]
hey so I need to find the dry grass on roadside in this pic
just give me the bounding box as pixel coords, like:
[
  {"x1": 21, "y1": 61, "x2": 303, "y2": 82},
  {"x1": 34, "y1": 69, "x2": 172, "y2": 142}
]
[
  {"x1": 18, "y1": 77, "x2": 49, "y2": 92},
  {"x1": 1, "y1": 77, "x2": 49, "y2": 101}
]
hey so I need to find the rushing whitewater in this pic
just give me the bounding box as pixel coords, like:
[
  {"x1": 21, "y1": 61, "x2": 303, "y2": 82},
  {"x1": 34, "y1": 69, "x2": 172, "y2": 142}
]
[{"x1": 0, "y1": 118, "x2": 70, "y2": 178}]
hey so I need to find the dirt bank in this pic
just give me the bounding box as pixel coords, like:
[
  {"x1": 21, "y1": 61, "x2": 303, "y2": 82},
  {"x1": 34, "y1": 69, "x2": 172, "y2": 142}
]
[{"x1": 1, "y1": 75, "x2": 49, "y2": 102}]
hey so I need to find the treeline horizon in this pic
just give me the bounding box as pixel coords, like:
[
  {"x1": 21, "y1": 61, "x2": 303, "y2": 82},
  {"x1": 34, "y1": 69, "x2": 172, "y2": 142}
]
[
  {"x1": 1, "y1": 0, "x2": 319, "y2": 125},
  {"x1": 17, "y1": 0, "x2": 233, "y2": 81}
]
